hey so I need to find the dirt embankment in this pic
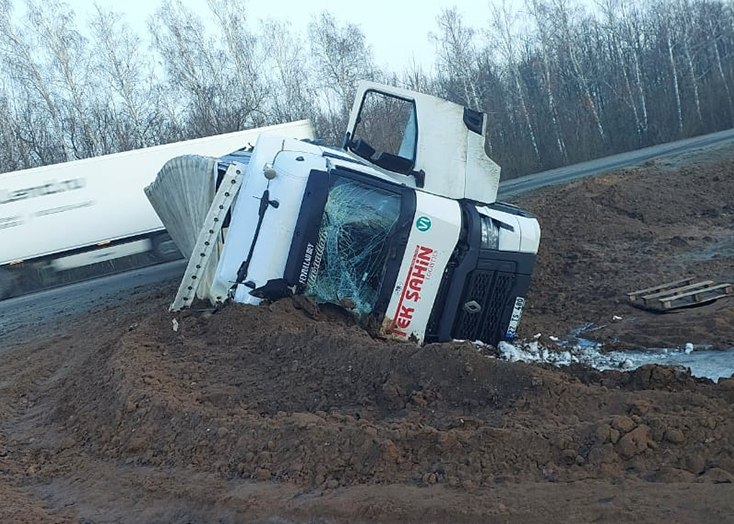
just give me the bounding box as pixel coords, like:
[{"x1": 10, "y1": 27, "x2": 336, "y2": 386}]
[
  {"x1": 58, "y1": 300, "x2": 734, "y2": 487},
  {"x1": 518, "y1": 144, "x2": 734, "y2": 350},
  {"x1": 1, "y1": 144, "x2": 734, "y2": 523}
]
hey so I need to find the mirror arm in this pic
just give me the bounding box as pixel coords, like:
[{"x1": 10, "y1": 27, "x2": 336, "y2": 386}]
[{"x1": 411, "y1": 169, "x2": 425, "y2": 188}]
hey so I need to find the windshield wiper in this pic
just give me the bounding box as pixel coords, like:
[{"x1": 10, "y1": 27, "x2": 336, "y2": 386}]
[{"x1": 236, "y1": 188, "x2": 279, "y2": 286}]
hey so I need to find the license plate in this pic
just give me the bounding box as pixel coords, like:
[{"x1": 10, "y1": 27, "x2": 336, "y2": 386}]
[{"x1": 505, "y1": 296, "x2": 526, "y2": 338}]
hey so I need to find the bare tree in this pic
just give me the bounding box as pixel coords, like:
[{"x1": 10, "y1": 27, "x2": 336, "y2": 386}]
[
  {"x1": 89, "y1": 5, "x2": 160, "y2": 150},
  {"x1": 597, "y1": 0, "x2": 649, "y2": 146},
  {"x1": 400, "y1": 58, "x2": 434, "y2": 94},
  {"x1": 660, "y1": 2, "x2": 685, "y2": 136},
  {"x1": 206, "y1": 0, "x2": 269, "y2": 125},
  {"x1": 490, "y1": 0, "x2": 542, "y2": 166},
  {"x1": 0, "y1": 90, "x2": 26, "y2": 171},
  {"x1": 432, "y1": 7, "x2": 484, "y2": 111},
  {"x1": 149, "y1": 0, "x2": 265, "y2": 136},
  {"x1": 26, "y1": 0, "x2": 101, "y2": 157},
  {"x1": 526, "y1": 0, "x2": 569, "y2": 164},
  {"x1": 706, "y1": 9, "x2": 734, "y2": 124},
  {"x1": 676, "y1": 0, "x2": 704, "y2": 128},
  {"x1": 0, "y1": 0, "x2": 72, "y2": 162},
  {"x1": 550, "y1": 0, "x2": 608, "y2": 148},
  {"x1": 260, "y1": 19, "x2": 317, "y2": 123},
  {"x1": 149, "y1": 0, "x2": 221, "y2": 136},
  {"x1": 308, "y1": 11, "x2": 379, "y2": 143}
]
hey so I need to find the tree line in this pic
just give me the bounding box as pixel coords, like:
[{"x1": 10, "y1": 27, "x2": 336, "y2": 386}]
[{"x1": 1, "y1": 0, "x2": 734, "y2": 179}]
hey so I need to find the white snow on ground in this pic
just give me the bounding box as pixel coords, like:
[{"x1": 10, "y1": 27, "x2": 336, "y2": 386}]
[{"x1": 494, "y1": 339, "x2": 734, "y2": 382}]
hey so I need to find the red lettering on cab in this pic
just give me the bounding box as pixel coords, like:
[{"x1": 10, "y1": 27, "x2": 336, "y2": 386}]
[{"x1": 390, "y1": 245, "x2": 435, "y2": 337}]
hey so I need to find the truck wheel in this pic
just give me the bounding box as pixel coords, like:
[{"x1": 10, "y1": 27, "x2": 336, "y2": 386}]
[
  {"x1": 0, "y1": 268, "x2": 16, "y2": 300},
  {"x1": 152, "y1": 234, "x2": 182, "y2": 262}
]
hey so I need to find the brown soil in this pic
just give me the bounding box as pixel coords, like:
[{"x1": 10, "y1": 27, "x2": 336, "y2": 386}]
[
  {"x1": 518, "y1": 143, "x2": 734, "y2": 350},
  {"x1": 2, "y1": 144, "x2": 734, "y2": 523}
]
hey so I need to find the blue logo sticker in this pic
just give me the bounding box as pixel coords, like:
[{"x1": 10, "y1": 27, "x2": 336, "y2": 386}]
[{"x1": 416, "y1": 216, "x2": 432, "y2": 232}]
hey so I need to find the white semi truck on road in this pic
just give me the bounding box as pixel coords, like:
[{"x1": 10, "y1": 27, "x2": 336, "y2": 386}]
[
  {"x1": 0, "y1": 121, "x2": 314, "y2": 299},
  {"x1": 147, "y1": 82, "x2": 541, "y2": 346}
]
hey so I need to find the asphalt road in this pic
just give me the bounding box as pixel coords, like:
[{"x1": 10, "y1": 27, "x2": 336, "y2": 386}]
[
  {"x1": 499, "y1": 127, "x2": 734, "y2": 198},
  {"x1": 3, "y1": 127, "x2": 734, "y2": 341},
  {"x1": 0, "y1": 260, "x2": 186, "y2": 351}
]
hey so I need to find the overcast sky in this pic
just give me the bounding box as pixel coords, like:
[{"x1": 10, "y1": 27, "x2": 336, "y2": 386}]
[{"x1": 59, "y1": 0, "x2": 597, "y2": 72}]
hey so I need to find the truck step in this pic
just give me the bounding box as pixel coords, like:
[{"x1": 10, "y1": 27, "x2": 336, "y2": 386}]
[
  {"x1": 627, "y1": 279, "x2": 733, "y2": 311},
  {"x1": 170, "y1": 164, "x2": 244, "y2": 311}
]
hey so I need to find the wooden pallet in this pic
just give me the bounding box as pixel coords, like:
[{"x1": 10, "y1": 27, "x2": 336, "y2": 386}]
[{"x1": 628, "y1": 278, "x2": 734, "y2": 311}]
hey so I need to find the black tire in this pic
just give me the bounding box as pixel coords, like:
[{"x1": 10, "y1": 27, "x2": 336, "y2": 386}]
[{"x1": 152, "y1": 234, "x2": 182, "y2": 262}]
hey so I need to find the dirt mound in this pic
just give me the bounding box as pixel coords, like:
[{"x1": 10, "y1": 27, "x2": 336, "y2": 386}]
[
  {"x1": 52, "y1": 300, "x2": 534, "y2": 487},
  {"x1": 37, "y1": 298, "x2": 733, "y2": 494}
]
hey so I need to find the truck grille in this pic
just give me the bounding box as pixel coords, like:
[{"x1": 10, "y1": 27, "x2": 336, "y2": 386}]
[{"x1": 452, "y1": 269, "x2": 515, "y2": 343}]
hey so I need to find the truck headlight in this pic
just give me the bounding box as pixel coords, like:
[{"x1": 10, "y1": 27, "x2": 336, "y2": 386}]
[{"x1": 480, "y1": 216, "x2": 499, "y2": 250}]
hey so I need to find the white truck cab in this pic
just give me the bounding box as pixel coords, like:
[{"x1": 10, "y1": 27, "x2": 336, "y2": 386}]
[{"x1": 147, "y1": 82, "x2": 540, "y2": 346}]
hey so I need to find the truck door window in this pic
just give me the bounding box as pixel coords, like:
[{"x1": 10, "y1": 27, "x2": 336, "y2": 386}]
[
  {"x1": 348, "y1": 91, "x2": 417, "y2": 174},
  {"x1": 305, "y1": 176, "x2": 400, "y2": 317}
]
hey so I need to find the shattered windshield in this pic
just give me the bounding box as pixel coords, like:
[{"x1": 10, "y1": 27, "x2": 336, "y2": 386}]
[{"x1": 305, "y1": 176, "x2": 401, "y2": 317}]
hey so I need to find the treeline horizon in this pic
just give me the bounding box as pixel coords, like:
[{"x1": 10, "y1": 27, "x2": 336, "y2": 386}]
[{"x1": 1, "y1": 0, "x2": 734, "y2": 179}]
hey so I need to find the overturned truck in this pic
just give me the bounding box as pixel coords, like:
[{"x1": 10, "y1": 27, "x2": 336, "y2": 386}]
[{"x1": 146, "y1": 82, "x2": 540, "y2": 346}]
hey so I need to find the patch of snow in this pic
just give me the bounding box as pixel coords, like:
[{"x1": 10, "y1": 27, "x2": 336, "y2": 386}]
[{"x1": 492, "y1": 339, "x2": 734, "y2": 382}]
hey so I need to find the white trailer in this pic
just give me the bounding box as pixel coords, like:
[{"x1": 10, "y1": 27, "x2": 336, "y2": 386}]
[{"x1": 0, "y1": 121, "x2": 314, "y2": 299}]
